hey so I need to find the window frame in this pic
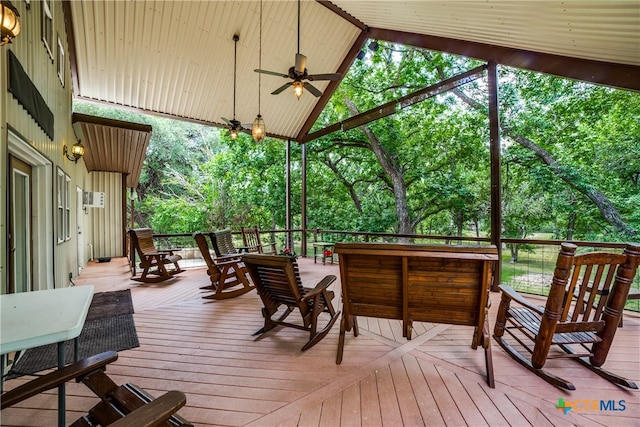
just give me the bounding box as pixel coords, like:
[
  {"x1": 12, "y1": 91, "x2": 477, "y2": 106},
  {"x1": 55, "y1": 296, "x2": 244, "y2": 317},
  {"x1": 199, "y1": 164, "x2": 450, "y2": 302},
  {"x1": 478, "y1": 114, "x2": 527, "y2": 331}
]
[
  {"x1": 42, "y1": 0, "x2": 54, "y2": 61},
  {"x1": 56, "y1": 167, "x2": 71, "y2": 243},
  {"x1": 57, "y1": 34, "x2": 65, "y2": 86}
]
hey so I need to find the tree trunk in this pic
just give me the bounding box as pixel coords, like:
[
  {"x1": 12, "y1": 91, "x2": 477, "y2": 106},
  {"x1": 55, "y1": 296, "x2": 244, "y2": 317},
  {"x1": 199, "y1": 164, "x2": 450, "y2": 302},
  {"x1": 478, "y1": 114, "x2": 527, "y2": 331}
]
[
  {"x1": 321, "y1": 157, "x2": 363, "y2": 214},
  {"x1": 566, "y1": 211, "x2": 576, "y2": 241},
  {"x1": 509, "y1": 243, "x2": 519, "y2": 263},
  {"x1": 511, "y1": 133, "x2": 636, "y2": 238},
  {"x1": 344, "y1": 99, "x2": 413, "y2": 241}
]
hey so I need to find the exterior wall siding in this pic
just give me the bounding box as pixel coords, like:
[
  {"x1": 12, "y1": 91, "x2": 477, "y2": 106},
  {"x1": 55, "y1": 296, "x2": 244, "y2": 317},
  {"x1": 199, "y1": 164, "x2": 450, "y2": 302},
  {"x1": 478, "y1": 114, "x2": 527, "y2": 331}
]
[
  {"x1": 88, "y1": 172, "x2": 124, "y2": 259},
  {"x1": 0, "y1": 1, "x2": 116, "y2": 292}
]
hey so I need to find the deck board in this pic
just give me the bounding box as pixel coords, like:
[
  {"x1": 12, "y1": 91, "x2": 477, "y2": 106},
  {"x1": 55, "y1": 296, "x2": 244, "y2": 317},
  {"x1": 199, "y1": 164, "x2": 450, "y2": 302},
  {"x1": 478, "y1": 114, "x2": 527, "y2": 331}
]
[{"x1": 1, "y1": 256, "x2": 638, "y2": 426}]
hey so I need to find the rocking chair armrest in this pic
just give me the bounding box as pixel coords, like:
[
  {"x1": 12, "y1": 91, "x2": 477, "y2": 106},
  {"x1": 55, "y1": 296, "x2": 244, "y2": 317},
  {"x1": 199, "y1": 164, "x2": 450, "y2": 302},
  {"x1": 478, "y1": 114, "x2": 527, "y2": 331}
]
[
  {"x1": 213, "y1": 254, "x2": 242, "y2": 264},
  {"x1": 144, "y1": 251, "x2": 166, "y2": 258},
  {"x1": 0, "y1": 351, "x2": 118, "y2": 409},
  {"x1": 302, "y1": 275, "x2": 337, "y2": 301},
  {"x1": 109, "y1": 390, "x2": 188, "y2": 427},
  {"x1": 158, "y1": 248, "x2": 179, "y2": 254},
  {"x1": 214, "y1": 254, "x2": 243, "y2": 265},
  {"x1": 498, "y1": 284, "x2": 544, "y2": 315}
]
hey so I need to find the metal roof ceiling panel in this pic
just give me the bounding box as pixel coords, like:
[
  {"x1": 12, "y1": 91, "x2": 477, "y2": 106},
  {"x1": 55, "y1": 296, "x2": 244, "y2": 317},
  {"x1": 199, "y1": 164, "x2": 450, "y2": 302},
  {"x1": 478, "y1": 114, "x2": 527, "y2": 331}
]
[{"x1": 67, "y1": 0, "x2": 639, "y2": 144}]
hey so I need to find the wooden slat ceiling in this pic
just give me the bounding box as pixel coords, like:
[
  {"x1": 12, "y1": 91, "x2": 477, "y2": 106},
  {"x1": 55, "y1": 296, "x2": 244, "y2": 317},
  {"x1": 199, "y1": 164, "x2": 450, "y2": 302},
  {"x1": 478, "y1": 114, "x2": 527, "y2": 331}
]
[
  {"x1": 66, "y1": 0, "x2": 639, "y2": 146},
  {"x1": 72, "y1": 113, "x2": 152, "y2": 188}
]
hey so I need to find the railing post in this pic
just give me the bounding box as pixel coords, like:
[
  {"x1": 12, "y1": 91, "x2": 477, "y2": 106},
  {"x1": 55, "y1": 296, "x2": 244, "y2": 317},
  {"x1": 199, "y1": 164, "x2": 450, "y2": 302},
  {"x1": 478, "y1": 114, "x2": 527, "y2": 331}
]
[{"x1": 488, "y1": 61, "x2": 502, "y2": 291}]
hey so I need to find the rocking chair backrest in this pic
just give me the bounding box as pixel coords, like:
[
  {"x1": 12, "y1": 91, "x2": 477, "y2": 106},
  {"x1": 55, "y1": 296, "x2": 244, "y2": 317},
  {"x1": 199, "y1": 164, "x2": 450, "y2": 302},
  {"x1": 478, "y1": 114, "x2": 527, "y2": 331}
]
[
  {"x1": 241, "y1": 226, "x2": 262, "y2": 253},
  {"x1": 241, "y1": 226, "x2": 277, "y2": 254},
  {"x1": 129, "y1": 228, "x2": 155, "y2": 260},
  {"x1": 211, "y1": 229, "x2": 238, "y2": 257},
  {"x1": 541, "y1": 242, "x2": 640, "y2": 366},
  {"x1": 193, "y1": 232, "x2": 222, "y2": 280},
  {"x1": 563, "y1": 252, "x2": 628, "y2": 323},
  {"x1": 243, "y1": 255, "x2": 307, "y2": 314}
]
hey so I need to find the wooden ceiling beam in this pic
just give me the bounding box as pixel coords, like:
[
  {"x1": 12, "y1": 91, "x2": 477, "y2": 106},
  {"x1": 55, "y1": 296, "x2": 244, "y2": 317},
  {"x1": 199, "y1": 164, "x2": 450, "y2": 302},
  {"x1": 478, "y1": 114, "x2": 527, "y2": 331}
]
[{"x1": 369, "y1": 28, "x2": 639, "y2": 92}]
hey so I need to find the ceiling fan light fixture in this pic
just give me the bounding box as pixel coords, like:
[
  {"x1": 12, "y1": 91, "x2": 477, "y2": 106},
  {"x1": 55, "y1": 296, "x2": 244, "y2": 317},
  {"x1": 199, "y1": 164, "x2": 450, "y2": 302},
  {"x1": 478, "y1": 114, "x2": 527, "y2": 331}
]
[
  {"x1": 254, "y1": 0, "x2": 341, "y2": 100},
  {"x1": 252, "y1": 114, "x2": 265, "y2": 143},
  {"x1": 222, "y1": 34, "x2": 249, "y2": 140},
  {"x1": 293, "y1": 81, "x2": 304, "y2": 99}
]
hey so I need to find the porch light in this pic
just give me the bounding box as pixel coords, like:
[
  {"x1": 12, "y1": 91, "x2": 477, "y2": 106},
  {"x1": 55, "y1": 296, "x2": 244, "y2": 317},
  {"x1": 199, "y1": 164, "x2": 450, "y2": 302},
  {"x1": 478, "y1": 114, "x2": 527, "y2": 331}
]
[
  {"x1": 293, "y1": 81, "x2": 304, "y2": 99},
  {"x1": 0, "y1": 1, "x2": 20, "y2": 46},
  {"x1": 251, "y1": 114, "x2": 265, "y2": 143},
  {"x1": 368, "y1": 40, "x2": 379, "y2": 52},
  {"x1": 64, "y1": 141, "x2": 85, "y2": 163},
  {"x1": 252, "y1": 0, "x2": 266, "y2": 144}
]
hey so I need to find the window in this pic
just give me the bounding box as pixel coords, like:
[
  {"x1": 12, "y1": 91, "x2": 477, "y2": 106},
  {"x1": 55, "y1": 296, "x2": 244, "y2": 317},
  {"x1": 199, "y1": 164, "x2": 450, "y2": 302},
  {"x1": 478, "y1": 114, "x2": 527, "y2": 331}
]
[
  {"x1": 57, "y1": 35, "x2": 64, "y2": 86},
  {"x1": 57, "y1": 168, "x2": 70, "y2": 243},
  {"x1": 42, "y1": 0, "x2": 54, "y2": 60},
  {"x1": 65, "y1": 174, "x2": 70, "y2": 241}
]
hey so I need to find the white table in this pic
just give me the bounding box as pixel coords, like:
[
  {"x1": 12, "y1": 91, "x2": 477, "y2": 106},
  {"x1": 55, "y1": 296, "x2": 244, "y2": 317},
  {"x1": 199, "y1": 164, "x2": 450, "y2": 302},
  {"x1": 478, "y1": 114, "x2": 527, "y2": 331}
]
[{"x1": 1, "y1": 286, "x2": 94, "y2": 427}]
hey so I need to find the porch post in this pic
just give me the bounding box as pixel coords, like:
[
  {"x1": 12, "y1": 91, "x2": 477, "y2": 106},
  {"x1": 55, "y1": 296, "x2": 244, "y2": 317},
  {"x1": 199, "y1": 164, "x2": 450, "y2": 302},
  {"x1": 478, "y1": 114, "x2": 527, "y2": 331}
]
[
  {"x1": 286, "y1": 139, "x2": 292, "y2": 251},
  {"x1": 488, "y1": 61, "x2": 502, "y2": 291},
  {"x1": 122, "y1": 176, "x2": 128, "y2": 257},
  {"x1": 301, "y1": 143, "x2": 307, "y2": 257}
]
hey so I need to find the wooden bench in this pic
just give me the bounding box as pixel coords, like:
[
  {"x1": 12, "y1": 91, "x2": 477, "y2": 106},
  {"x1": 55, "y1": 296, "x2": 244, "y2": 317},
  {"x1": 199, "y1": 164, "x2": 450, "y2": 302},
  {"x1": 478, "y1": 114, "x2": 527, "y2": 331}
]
[
  {"x1": 129, "y1": 228, "x2": 182, "y2": 283},
  {"x1": 335, "y1": 242, "x2": 499, "y2": 388}
]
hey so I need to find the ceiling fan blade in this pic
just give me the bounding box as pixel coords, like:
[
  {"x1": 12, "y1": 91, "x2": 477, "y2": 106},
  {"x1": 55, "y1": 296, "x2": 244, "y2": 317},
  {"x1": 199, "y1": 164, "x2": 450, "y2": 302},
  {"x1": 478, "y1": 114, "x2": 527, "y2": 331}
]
[
  {"x1": 295, "y1": 53, "x2": 307, "y2": 75},
  {"x1": 255, "y1": 69, "x2": 289, "y2": 78},
  {"x1": 304, "y1": 82, "x2": 323, "y2": 97},
  {"x1": 307, "y1": 73, "x2": 342, "y2": 81},
  {"x1": 221, "y1": 117, "x2": 233, "y2": 125},
  {"x1": 271, "y1": 83, "x2": 292, "y2": 95}
]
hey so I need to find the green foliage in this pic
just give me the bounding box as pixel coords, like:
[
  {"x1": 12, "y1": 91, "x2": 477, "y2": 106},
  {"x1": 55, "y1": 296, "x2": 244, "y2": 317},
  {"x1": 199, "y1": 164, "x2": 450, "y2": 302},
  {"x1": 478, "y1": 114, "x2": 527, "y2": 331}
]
[{"x1": 74, "y1": 42, "x2": 639, "y2": 243}]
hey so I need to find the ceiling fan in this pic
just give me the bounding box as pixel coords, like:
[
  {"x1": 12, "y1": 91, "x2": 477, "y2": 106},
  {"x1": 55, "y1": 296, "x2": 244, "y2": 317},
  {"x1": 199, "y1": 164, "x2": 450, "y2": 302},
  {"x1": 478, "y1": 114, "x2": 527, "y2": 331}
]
[
  {"x1": 222, "y1": 34, "x2": 250, "y2": 139},
  {"x1": 254, "y1": 0, "x2": 341, "y2": 99}
]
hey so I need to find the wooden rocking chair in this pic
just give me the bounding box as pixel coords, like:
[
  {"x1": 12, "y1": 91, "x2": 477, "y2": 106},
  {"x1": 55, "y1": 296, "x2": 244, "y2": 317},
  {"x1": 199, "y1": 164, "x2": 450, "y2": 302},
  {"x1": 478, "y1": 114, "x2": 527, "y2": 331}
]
[
  {"x1": 242, "y1": 254, "x2": 340, "y2": 351},
  {"x1": 193, "y1": 232, "x2": 254, "y2": 300},
  {"x1": 1, "y1": 351, "x2": 192, "y2": 426},
  {"x1": 129, "y1": 228, "x2": 182, "y2": 283},
  {"x1": 494, "y1": 242, "x2": 640, "y2": 390},
  {"x1": 241, "y1": 226, "x2": 277, "y2": 254}
]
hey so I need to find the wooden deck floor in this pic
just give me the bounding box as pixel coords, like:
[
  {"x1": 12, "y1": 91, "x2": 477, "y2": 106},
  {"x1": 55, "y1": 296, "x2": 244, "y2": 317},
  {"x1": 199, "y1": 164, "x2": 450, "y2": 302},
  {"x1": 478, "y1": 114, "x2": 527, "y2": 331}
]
[{"x1": 2, "y1": 257, "x2": 639, "y2": 426}]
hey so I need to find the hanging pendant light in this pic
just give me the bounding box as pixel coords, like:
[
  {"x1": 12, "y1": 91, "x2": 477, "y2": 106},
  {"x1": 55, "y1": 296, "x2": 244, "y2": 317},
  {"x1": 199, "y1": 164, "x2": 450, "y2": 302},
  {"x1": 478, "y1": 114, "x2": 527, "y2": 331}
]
[{"x1": 252, "y1": 0, "x2": 266, "y2": 143}]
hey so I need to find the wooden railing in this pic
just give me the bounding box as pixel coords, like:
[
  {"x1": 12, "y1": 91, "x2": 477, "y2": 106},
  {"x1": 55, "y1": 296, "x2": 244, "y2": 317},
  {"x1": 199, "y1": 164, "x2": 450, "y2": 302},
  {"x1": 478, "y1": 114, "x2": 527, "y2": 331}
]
[{"x1": 143, "y1": 229, "x2": 640, "y2": 313}]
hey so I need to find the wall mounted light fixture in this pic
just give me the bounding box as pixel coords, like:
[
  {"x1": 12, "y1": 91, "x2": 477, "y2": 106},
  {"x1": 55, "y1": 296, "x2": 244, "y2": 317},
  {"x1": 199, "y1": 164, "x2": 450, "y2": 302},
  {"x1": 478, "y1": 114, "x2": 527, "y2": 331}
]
[
  {"x1": 64, "y1": 141, "x2": 85, "y2": 163},
  {"x1": 0, "y1": 1, "x2": 20, "y2": 46}
]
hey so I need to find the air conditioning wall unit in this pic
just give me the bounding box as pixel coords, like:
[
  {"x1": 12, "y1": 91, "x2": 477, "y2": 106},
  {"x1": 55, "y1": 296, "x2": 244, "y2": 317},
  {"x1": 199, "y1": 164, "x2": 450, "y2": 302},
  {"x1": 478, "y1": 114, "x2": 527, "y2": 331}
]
[{"x1": 83, "y1": 191, "x2": 105, "y2": 208}]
